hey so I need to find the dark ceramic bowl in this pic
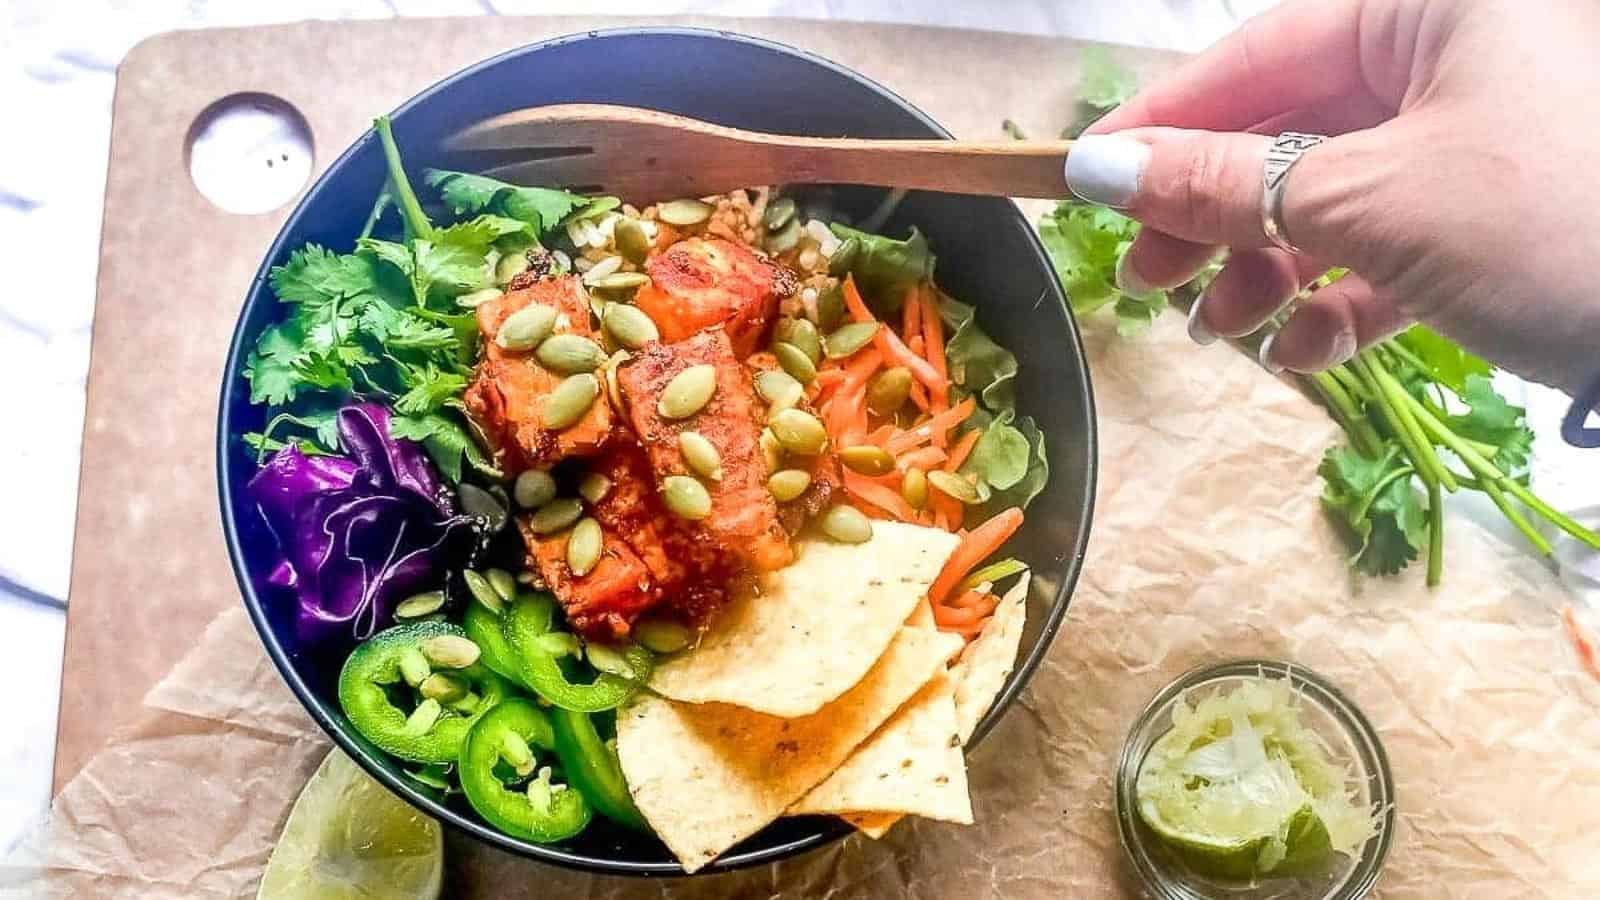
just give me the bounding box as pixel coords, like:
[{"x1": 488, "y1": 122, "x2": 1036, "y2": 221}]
[{"x1": 217, "y1": 27, "x2": 1096, "y2": 876}]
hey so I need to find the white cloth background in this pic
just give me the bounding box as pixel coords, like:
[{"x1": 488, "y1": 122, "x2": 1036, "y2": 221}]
[{"x1": 9, "y1": 0, "x2": 1592, "y2": 862}]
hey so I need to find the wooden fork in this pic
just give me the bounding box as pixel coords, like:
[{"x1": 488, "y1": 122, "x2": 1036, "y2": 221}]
[{"x1": 445, "y1": 104, "x2": 1073, "y2": 201}]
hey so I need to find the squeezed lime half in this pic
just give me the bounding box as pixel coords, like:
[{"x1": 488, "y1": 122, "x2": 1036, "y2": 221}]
[
  {"x1": 258, "y1": 748, "x2": 444, "y2": 900},
  {"x1": 1134, "y1": 677, "x2": 1377, "y2": 882}
]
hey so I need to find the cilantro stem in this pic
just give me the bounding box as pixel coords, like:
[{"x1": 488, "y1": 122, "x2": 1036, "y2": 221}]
[
  {"x1": 1362, "y1": 354, "x2": 1458, "y2": 491},
  {"x1": 1309, "y1": 370, "x2": 1382, "y2": 457},
  {"x1": 1349, "y1": 354, "x2": 1444, "y2": 493},
  {"x1": 373, "y1": 116, "x2": 434, "y2": 242},
  {"x1": 1426, "y1": 480, "x2": 1443, "y2": 587},
  {"x1": 1407, "y1": 395, "x2": 1600, "y2": 552},
  {"x1": 1481, "y1": 477, "x2": 1553, "y2": 555}
]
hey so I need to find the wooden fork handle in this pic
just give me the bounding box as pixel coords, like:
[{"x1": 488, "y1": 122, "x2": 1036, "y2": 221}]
[{"x1": 761, "y1": 138, "x2": 1074, "y2": 199}]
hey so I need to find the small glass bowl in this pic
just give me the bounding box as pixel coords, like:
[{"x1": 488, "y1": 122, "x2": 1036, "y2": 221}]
[{"x1": 1115, "y1": 660, "x2": 1396, "y2": 900}]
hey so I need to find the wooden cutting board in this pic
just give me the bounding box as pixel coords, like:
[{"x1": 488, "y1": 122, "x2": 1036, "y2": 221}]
[{"x1": 57, "y1": 13, "x2": 1176, "y2": 792}]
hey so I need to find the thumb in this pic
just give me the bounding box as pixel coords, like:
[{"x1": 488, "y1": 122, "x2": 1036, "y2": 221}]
[{"x1": 1064, "y1": 126, "x2": 1378, "y2": 261}]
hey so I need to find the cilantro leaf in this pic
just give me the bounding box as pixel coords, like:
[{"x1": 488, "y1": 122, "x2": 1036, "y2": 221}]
[
  {"x1": 357, "y1": 237, "x2": 485, "y2": 306},
  {"x1": 1114, "y1": 291, "x2": 1169, "y2": 337},
  {"x1": 244, "y1": 322, "x2": 308, "y2": 405},
  {"x1": 1318, "y1": 444, "x2": 1427, "y2": 576},
  {"x1": 1448, "y1": 374, "x2": 1534, "y2": 476},
  {"x1": 268, "y1": 245, "x2": 380, "y2": 309},
  {"x1": 1064, "y1": 48, "x2": 1138, "y2": 138},
  {"x1": 390, "y1": 411, "x2": 494, "y2": 482},
  {"x1": 358, "y1": 303, "x2": 458, "y2": 352},
  {"x1": 434, "y1": 214, "x2": 535, "y2": 253},
  {"x1": 392, "y1": 359, "x2": 469, "y2": 417},
  {"x1": 1394, "y1": 325, "x2": 1491, "y2": 394},
  {"x1": 422, "y1": 169, "x2": 587, "y2": 238},
  {"x1": 1039, "y1": 200, "x2": 1147, "y2": 315}
]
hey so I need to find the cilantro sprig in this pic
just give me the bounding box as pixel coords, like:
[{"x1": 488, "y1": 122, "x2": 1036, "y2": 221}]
[{"x1": 241, "y1": 115, "x2": 519, "y2": 482}]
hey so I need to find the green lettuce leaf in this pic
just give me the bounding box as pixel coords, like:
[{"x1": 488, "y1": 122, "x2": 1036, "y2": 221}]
[
  {"x1": 938, "y1": 293, "x2": 1017, "y2": 413},
  {"x1": 828, "y1": 223, "x2": 935, "y2": 310}
]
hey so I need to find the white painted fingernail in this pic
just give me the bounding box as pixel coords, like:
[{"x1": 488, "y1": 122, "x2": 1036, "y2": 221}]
[
  {"x1": 1065, "y1": 135, "x2": 1150, "y2": 208},
  {"x1": 1325, "y1": 329, "x2": 1358, "y2": 368},
  {"x1": 1115, "y1": 251, "x2": 1153, "y2": 297},
  {"x1": 1187, "y1": 291, "x2": 1218, "y2": 346},
  {"x1": 1258, "y1": 331, "x2": 1285, "y2": 374}
]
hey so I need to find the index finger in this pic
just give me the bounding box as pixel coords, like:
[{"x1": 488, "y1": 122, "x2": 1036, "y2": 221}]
[{"x1": 1090, "y1": 0, "x2": 1378, "y2": 135}]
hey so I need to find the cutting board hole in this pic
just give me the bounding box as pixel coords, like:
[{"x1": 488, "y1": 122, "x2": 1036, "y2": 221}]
[{"x1": 186, "y1": 93, "x2": 314, "y2": 215}]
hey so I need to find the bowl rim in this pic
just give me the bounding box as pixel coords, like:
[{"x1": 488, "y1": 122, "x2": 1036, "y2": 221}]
[{"x1": 216, "y1": 24, "x2": 1097, "y2": 877}]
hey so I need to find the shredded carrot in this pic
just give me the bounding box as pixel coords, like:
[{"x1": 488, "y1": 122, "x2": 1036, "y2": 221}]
[
  {"x1": 928, "y1": 507, "x2": 1025, "y2": 606},
  {"x1": 885, "y1": 396, "x2": 976, "y2": 454},
  {"x1": 902, "y1": 287, "x2": 922, "y2": 342},
  {"x1": 934, "y1": 509, "x2": 954, "y2": 531},
  {"x1": 908, "y1": 381, "x2": 931, "y2": 412},
  {"x1": 931, "y1": 491, "x2": 964, "y2": 532},
  {"x1": 836, "y1": 348, "x2": 884, "y2": 400},
  {"x1": 897, "y1": 446, "x2": 947, "y2": 471},
  {"x1": 945, "y1": 428, "x2": 981, "y2": 472},
  {"x1": 842, "y1": 277, "x2": 949, "y2": 399},
  {"x1": 1562, "y1": 606, "x2": 1600, "y2": 681},
  {"x1": 813, "y1": 369, "x2": 846, "y2": 389},
  {"x1": 948, "y1": 589, "x2": 1000, "y2": 614},
  {"x1": 844, "y1": 470, "x2": 918, "y2": 521},
  {"x1": 826, "y1": 386, "x2": 867, "y2": 443},
  {"x1": 934, "y1": 602, "x2": 991, "y2": 627},
  {"x1": 908, "y1": 335, "x2": 925, "y2": 356},
  {"x1": 865, "y1": 424, "x2": 896, "y2": 448},
  {"x1": 944, "y1": 616, "x2": 992, "y2": 639},
  {"x1": 921, "y1": 288, "x2": 948, "y2": 384}
]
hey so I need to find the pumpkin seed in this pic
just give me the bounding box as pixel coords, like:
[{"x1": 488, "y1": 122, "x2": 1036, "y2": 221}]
[
  {"x1": 773, "y1": 342, "x2": 818, "y2": 385},
  {"x1": 763, "y1": 196, "x2": 797, "y2": 232},
  {"x1": 398, "y1": 647, "x2": 431, "y2": 687},
  {"x1": 635, "y1": 618, "x2": 692, "y2": 653},
  {"x1": 591, "y1": 271, "x2": 650, "y2": 292},
  {"x1": 458, "y1": 483, "x2": 508, "y2": 532},
  {"x1": 658, "y1": 198, "x2": 713, "y2": 226},
  {"x1": 395, "y1": 591, "x2": 446, "y2": 620},
  {"x1": 928, "y1": 469, "x2": 981, "y2": 504},
  {"x1": 816, "y1": 284, "x2": 847, "y2": 331},
  {"x1": 678, "y1": 431, "x2": 724, "y2": 481},
  {"x1": 513, "y1": 469, "x2": 558, "y2": 509},
  {"x1": 602, "y1": 350, "x2": 629, "y2": 411},
  {"x1": 541, "y1": 373, "x2": 600, "y2": 430},
  {"x1": 828, "y1": 237, "x2": 861, "y2": 276},
  {"x1": 496, "y1": 251, "x2": 531, "y2": 285},
  {"x1": 462, "y1": 570, "x2": 503, "y2": 615},
  {"x1": 527, "y1": 497, "x2": 584, "y2": 535},
  {"x1": 419, "y1": 672, "x2": 468, "y2": 704},
  {"x1": 767, "y1": 469, "x2": 812, "y2": 503},
  {"x1": 581, "y1": 255, "x2": 623, "y2": 286},
  {"x1": 614, "y1": 217, "x2": 651, "y2": 264},
  {"x1": 902, "y1": 467, "x2": 930, "y2": 511},
  {"x1": 486, "y1": 568, "x2": 516, "y2": 602},
  {"x1": 577, "y1": 472, "x2": 612, "y2": 505},
  {"x1": 766, "y1": 217, "x2": 802, "y2": 254},
  {"x1": 819, "y1": 504, "x2": 873, "y2": 544},
  {"x1": 584, "y1": 643, "x2": 639, "y2": 680},
  {"x1": 823, "y1": 322, "x2": 880, "y2": 359},
  {"x1": 602, "y1": 303, "x2": 659, "y2": 350},
  {"x1": 566, "y1": 517, "x2": 603, "y2": 577},
  {"x1": 839, "y1": 445, "x2": 895, "y2": 476},
  {"x1": 420, "y1": 634, "x2": 481, "y2": 669},
  {"x1": 403, "y1": 699, "x2": 444, "y2": 737},
  {"x1": 866, "y1": 366, "x2": 914, "y2": 416},
  {"x1": 775, "y1": 317, "x2": 823, "y2": 363},
  {"x1": 759, "y1": 428, "x2": 784, "y2": 474},
  {"x1": 662, "y1": 475, "x2": 712, "y2": 520},
  {"x1": 657, "y1": 364, "x2": 718, "y2": 419},
  {"x1": 755, "y1": 369, "x2": 804, "y2": 412},
  {"x1": 456, "y1": 287, "x2": 502, "y2": 309},
  {"x1": 535, "y1": 333, "x2": 607, "y2": 374},
  {"x1": 769, "y1": 408, "x2": 828, "y2": 456},
  {"x1": 495, "y1": 303, "x2": 557, "y2": 351}
]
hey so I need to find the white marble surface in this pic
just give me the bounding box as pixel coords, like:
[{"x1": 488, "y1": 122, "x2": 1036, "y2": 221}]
[{"x1": 7, "y1": 0, "x2": 1592, "y2": 862}]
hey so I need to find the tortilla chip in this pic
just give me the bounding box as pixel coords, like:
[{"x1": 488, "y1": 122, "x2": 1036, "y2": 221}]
[
  {"x1": 832, "y1": 572, "x2": 1031, "y2": 840},
  {"x1": 617, "y1": 626, "x2": 962, "y2": 872},
  {"x1": 649, "y1": 522, "x2": 960, "y2": 717},
  {"x1": 906, "y1": 597, "x2": 936, "y2": 630},
  {"x1": 951, "y1": 572, "x2": 1030, "y2": 740},
  {"x1": 788, "y1": 671, "x2": 971, "y2": 822}
]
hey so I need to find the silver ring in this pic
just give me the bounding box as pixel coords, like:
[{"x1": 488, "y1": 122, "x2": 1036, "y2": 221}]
[{"x1": 1261, "y1": 132, "x2": 1327, "y2": 253}]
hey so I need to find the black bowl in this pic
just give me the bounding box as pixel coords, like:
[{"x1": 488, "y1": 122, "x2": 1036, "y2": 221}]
[{"x1": 217, "y1": 27, "x2": 1096, "y2": 876}]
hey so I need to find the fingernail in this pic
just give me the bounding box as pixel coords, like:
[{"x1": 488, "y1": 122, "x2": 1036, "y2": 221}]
[
  {"x1": 1285, "y1": 328, "x2": 1357, "y2": 374},
  {"x1": 1115, "y1": 251, "x2": 1153, "y2": 297},
  {"x1": 1065, "y1": 135, "x2": 1150, "y2": 209},
  {"x1": 1186, "y1": 291, "x2": 1217, "y2": 346},
  {"x1": 1258, "y1": 331, "x2": 1285, "y2": 374}
]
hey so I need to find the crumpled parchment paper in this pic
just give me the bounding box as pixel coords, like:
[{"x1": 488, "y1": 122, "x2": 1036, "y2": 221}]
[{"x1": 6, "y1": 309, "x2": 1598, "y2": 899}]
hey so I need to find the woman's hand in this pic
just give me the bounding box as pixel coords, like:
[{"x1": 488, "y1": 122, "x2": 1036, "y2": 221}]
[{"x1": 1064, "y1": 0, "x2": 1600, "y2": 394}]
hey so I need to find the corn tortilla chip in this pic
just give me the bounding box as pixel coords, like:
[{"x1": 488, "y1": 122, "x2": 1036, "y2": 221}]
[
  {"x1": 648, "y1": 522, "x2": 960, "y2": 717},
  {"x1": 789, "y1": 671, "x2": 971, "y2": 822},
  {"x1": 831, "y1": 572, "x2": 1031, "y2": 839},
  {"x1": 617, "y1": 626, "x2": 962, "y2": 872}
]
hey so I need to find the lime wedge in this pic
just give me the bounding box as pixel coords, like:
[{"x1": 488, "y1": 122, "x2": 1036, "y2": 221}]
[
  {"x1": 1135, "y1": 680, "x2": 1373, "y2": 881},
  {"x1": 258, "y1": 749, "x2": 444, "y2": 900}
]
